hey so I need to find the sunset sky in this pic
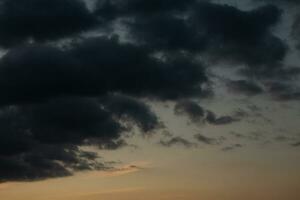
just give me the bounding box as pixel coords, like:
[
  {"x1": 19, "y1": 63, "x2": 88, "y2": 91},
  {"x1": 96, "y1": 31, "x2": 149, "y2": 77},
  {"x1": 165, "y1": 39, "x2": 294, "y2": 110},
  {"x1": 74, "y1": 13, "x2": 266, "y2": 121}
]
[{"x1": 0, "y1": 0, "x2": 300, "y2": 199}]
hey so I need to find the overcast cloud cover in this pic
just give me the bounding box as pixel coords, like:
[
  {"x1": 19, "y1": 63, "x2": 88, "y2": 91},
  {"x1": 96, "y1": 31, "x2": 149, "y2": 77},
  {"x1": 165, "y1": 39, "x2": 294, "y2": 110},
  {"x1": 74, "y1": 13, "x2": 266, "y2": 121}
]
[{"x1": 0, "y1": 0, "x2": 299, "y2": 182}]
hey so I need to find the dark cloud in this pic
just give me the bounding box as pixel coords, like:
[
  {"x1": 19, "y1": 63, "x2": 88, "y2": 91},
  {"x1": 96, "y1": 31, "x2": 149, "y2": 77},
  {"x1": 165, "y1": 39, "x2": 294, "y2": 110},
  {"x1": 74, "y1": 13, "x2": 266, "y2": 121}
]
[
  {"x1": 66, "y1": 37, "x2": 211, "y2": 100},
  {"x1": 275, "y1": 92, "x2": 300, "y2": 101},
  {"x1": 0, "y1": 0, "x2": 99, "y2": 47},
  {"x1": 0, "y1": 44, "x2": 82, "y2": 105},
  {"x1": 227, "y1": 80, "x2": 264, "y2": 96},
  {"x1": 159, "y1": 137, "x2": 197, "y2": 148},
  {"x1": 127, "y1": 13, "x2": 205, "y2": 52},
  {"x1": 257, "y1": 0, "x2": 300, "y2": 53},
  {"x1": 0, "y1": 33, "x2": 210, "y2": 182},
  {"x1": 229, "y1": 131, "x2": 264, "y2": 141},
  {"x1": 292, "y1": 14, "x2": 300, "y2": 51},
  {"x1": 194, "y1": 134, "x2": 218, "y2": 145},
  {"x1": 206, "y1": 111, "x2": 239, "y2": 125},
  {"x1": 192, "y1": 3, "x2": 288, "y2": 80},
  {"x1": 100, "y1": 94, "x2": 161, "y2": 132},
  {"x1": 254, "y1": 0, "x2": 300, "y2": 5},
  {"x1": 274, "y1": 135, "x2": 294, "y2": 142},
  {"x1": 119, "y1": 0, "x2": 196, "y2": 14},
  {"x1": 161, "y1": 134, "x2": 224, "y2": 148},
  {"x1": 0, "y1": 0, "x2": 298, "y2": 183},
  {"x1": 174, "y1": 100, "x2": 240, "y2": 125},
  {"x1": 95, "y1": 0, "x2": 198, "y2": 19},
  {"x1": 266, "y1": 82, "x2": 300, "y2": 101},
  {"x1": 174, "y1": 100, "x2": 206, "y2": 122},
  {"x1": 0, "y1": 97, "x2": 122, "y2": 150},
  {"x1": 241, "y1": 65, "x2": 300, "y2": 81},
  {"x1": 0, "y1": 96, "x2": 161, "y2": 182},
  {"x1": 0, "y1": 144, "x2": 108, "y2": 182},
  {"x1": 0, "y1": 36, "x2": 210, "y2": 105},
  {"x1": 291, "y1": 142, "x2": 300, "y2": 147},
  {"x1": 112, "y1": 1, "x2": 293, "y2": 90},
  {"x1": 192, "y1": 3, "x2": 281, "y2": 43},
  {"x1": 0, "y1": 107, "x2": 35, "y2": 156},
  {"x1": 97, "y1": 139, "x2": 128, "y2": 150},
  {"x1": 24, "y1": 97, "x2": 123, "y2": 144},
  {"x1": 125, "y1": 2, "x2": 287, "y2": 75}
]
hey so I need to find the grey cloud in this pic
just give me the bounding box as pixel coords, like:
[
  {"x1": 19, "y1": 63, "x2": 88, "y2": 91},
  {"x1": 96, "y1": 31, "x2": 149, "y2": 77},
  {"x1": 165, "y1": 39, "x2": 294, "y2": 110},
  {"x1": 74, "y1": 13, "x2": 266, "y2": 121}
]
[
  {"x1": 222, "y1": 144, "x2": 243, "y2": 152},
  {"x1": 206, "y1": 111, "x2": 239, "y2": 125},
  {"x1": 227, "y1": 80, "x2": 264, "y2": 96},
  {"x1": 174, "y1": 100, "x2": 241, "y2": 126},
  {"x1": 174, "y1": 100, "x2": 206, "y2": 122},
  {"x1": 0, "y1": 96, "x2": 160, "y2": 182},
  {"x1": 100, "y1": 94, "x2": 161, "y2": 132},
  {"x1": 159, "y1": 137, "x2": 197, "y2": 148},
  {"x1": 0, "y1": 144, "x2": 108, "y2": 182},
  {"x1": 194, "y1": 134, "x2": 219, "y2": 145},
  {"x1": 266, "y1": 82, "x2": 300, "y2": 101},
  {"x1": 291, "y1": 142, "x2": 300, "y2": 147},
  {"x1": 0, "y1": 36, "x2": 210, "y2": 105}
]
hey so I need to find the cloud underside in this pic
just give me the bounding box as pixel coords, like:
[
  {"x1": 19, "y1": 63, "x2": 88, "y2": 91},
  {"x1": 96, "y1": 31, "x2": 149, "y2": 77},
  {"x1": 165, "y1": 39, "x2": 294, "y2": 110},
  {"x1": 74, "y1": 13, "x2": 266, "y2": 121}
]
[
  {"x1": 0, "y1": 0, "x2": 299, "y2": 182},
  {"x1": 175, "y1": 100, "x2": 240, "y2": 125}
]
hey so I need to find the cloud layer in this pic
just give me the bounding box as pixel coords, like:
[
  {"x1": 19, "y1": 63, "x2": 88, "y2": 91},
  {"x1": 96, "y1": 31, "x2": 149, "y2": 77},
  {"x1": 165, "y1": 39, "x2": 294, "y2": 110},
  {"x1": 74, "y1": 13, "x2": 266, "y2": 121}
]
[{"x1": 0, "y1": 0, "x2": 299, "y2": 182}]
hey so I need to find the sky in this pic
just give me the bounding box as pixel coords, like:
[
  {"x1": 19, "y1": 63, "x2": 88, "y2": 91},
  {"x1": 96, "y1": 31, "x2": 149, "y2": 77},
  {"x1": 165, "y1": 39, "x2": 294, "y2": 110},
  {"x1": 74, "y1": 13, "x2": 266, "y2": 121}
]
[{"x1": 0, "y1": 0, "x2": 300, "y2": 199}]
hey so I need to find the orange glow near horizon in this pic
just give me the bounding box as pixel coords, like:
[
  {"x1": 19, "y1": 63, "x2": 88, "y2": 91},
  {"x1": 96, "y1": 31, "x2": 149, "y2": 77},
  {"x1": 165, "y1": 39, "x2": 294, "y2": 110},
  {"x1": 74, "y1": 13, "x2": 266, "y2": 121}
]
[{"x1": 1, "y1": 146, "x2": 300, "y2": 200}]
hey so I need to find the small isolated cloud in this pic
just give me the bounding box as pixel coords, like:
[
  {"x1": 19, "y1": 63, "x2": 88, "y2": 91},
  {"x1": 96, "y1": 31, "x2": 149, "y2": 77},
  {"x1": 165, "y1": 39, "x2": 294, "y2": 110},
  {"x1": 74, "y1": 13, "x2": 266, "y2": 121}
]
[
  {"x1": 206, "y1": 111, "x2": 239, "y2": 125},
  {"x1": 194, "y1": 134, "x2": 219, "y2": 145},
  {"x1": 159, "y1": 137, "x2": 197, "y2": 148},
  {"x1": 291, "y1": 142, "x2": 300, "y2": 147},
  {"x1": 274, "y1": 135, "x2": 295, "y2": 142},
  {"x1": 174, "y1": 100, "x2": 241, "y2": 126},
  {"x1": 222, "y1": 144, "x2": 243, "y2": 152}
]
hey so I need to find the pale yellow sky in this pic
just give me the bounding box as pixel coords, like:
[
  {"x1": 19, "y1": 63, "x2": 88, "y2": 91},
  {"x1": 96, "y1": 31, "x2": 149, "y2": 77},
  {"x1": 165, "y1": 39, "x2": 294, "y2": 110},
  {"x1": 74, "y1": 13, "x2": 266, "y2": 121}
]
[
  {"x1": 1, "y1": 144, "x2": 300, "y2": 200},
  {"x1": 1, "y1": 99, "x2": 300, "y2": 200}
]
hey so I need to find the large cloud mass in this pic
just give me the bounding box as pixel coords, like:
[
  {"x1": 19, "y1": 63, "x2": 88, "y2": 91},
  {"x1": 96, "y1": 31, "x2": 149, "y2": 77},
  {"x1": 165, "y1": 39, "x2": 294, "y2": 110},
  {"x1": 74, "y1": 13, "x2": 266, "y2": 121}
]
[
  {"x1": 0, "y1": 36, "x2": 209, "y2": 181},
  {"x1": 0, "y1": 0, "x2": 299, "y2": 182}
]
